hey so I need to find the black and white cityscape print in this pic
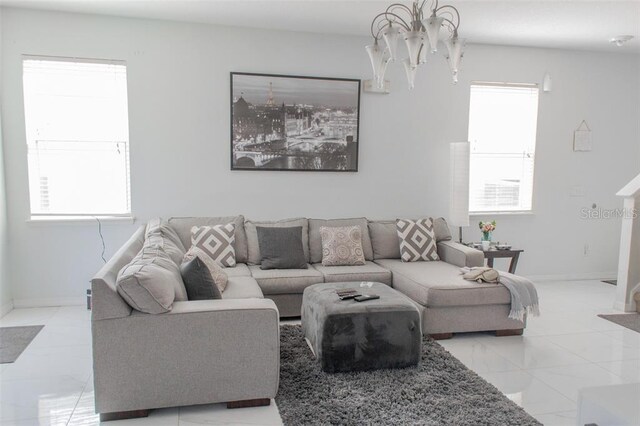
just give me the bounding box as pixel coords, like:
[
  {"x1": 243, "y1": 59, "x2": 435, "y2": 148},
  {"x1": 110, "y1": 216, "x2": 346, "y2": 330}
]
[{"x1": 231, "y1": 73, "x2": 360, "y2": 171}]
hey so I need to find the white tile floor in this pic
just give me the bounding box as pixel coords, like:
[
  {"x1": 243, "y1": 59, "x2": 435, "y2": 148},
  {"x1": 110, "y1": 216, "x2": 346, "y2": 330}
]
[{"x1": 0, "y1": 280, "x2": 638, "y2": 425}]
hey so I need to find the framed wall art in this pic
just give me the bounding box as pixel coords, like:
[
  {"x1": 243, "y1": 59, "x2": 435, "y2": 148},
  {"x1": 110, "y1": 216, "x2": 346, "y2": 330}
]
[{"x1": 231, "y1": 72, "x2": 360, "y2": 172}]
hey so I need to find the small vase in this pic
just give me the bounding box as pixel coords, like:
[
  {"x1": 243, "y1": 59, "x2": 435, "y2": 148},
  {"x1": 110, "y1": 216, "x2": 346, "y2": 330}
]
[{"x1": 481, "y1": 232, "x2": 492, "y2": 242}]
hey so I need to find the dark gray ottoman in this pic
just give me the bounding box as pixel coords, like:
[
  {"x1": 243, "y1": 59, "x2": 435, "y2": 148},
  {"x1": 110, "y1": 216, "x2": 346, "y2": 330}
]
[{"x1": 301, "y1": 282, "x2": 421, "y2": 373}]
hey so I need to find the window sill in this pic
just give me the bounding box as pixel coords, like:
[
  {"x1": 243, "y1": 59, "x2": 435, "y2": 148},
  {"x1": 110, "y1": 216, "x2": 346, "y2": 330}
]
[
  {"x1": 27, "y1": 215, "x2": 136, "y2": 225},
  {"x1": 470, "y1": 211, "x2": 534, "y2": 216}
]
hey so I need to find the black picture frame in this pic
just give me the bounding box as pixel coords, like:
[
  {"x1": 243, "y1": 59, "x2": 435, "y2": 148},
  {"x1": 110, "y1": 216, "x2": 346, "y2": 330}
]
[{"x1": 230, "y1": 72, "x2": 361, "y2": 172}]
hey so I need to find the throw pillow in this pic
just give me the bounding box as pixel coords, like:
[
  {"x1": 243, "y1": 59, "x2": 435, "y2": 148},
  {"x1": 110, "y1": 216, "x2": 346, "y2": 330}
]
[
  {"x1": 191, "y1": 224, "x2": 236, "y2": 267},
  {"x1": 180, "y1": 256, "x2": 223, "y2": 300},
  {"x1": 183, "y1": 246, "x2": 228, "y2": 292},
  {"x1": 245, "y1": 218, "x2": 309, "y2": 265},
  {"x1": 319, "y1": 225, "x2": 366, "y2": 266},
  {"x1": 256, "y1": 226, "x2": 307, "y2": 270},
  {"x1": 116, "y1": 245, "x2": 182, "y2": 314},
  {"x1": 396, "y1": 218, "x2": 440, "y2": 262}
]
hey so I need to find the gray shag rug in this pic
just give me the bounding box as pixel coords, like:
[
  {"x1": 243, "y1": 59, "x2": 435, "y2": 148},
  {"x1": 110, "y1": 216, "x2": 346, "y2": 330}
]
[
  {"x1": 598, "y1": 313, "x2": 640, "y2": 333},
  {"x1": 0, "y1": 325, "x2": 44, "y2": 363},
  {"x1": 276, "y1": 325, "x2": 540, "y2": 426}
]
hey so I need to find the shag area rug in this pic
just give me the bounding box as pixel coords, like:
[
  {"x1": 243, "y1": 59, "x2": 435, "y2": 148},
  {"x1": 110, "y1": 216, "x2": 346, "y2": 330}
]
[
  {"x1": 598, "y1": 313, "x2": 640, "y2": 333},
  {"x1": 276, "y1": 325, "x2": 540, "y2": 426},
  {"x1": 0, "y1": 325, "x2": 44, "y2": 363}
]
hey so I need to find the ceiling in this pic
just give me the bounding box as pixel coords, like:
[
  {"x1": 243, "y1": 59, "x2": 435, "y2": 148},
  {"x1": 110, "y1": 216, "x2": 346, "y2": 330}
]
[{"x1": 1, "y1": 0, "x2": 639, "y2": 53}]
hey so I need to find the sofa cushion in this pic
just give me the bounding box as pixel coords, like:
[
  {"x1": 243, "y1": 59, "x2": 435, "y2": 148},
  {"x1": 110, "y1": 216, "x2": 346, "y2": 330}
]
[
  {"x1": 145, "y1": 218, "x2": 186, "y2": 266},
  {"x1": 249, "y1": 265, "x2": 324, "y2": 295},
  {"x1": 320, "y1": 225, "x2": 366, "y2": 266},
  {"x1": 222, "y1": 276, "x2": 264, "y2": 299},
  {"x1": 309, "y1": 218, "x2": 373, "y2": 263},
  {"x1": 257, "y1": 226, "x2": 307, "y2": 270},
  {"x1": 368, "y1": 217, "x2": 452, "y2": 260},
  {"x1": 180, "y1": 257, "x2": 222, "y2": 301},
  {"x1": 116, "y1": 245, "x2": 184, "y2": 314},
  {"x1": 368, "y1": 221, "x2": 401, "y2": 260},
  {"x1": 245, "y1": 218, "x2": 309, "y2": 265},
  {"x1": 223, "y1": 263, "x2": 251, "y2": 277},
  {"x1": 397, "y1": 218, "x2": 439, "y2": 262},
  {"x1": 312, "y1": 262, "x2": 392, "y2": 285},
  {"x1": 191, "y1": 224, "x2": 236, "y2": 267},
  {"x1": 168, "y1": 216, "x2": 248, "y2": 264},
  {"x1": 433, "y1": 217, "x2": 453, "y2": 242},
  {"x1": 374, "y1": 259, "x2": 511, "y2": 307}
]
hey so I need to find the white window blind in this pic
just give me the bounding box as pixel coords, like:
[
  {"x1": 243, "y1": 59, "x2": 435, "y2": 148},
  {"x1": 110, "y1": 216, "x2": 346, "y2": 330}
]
[
  {"x1": 468, "y1": 82, "x2": 539, "y2": 213},
  {"x1": 22, "y1": 56, "x2": 131, "y2": 217}
]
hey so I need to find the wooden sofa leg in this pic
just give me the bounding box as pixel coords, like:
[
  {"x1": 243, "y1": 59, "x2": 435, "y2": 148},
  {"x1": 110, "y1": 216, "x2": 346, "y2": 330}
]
[
  {"x1": 495, "y1": 328, "x2": 524, "y2": 337},
  {"x1": 99, "y1": 409, "x2": 150, "y2": 422},
  {"x1": 429, "y1": 333, "x2": 453, "y2": 340},
  {"x1": 227, "y1": 398, "x2": 271, "y2": 409}
]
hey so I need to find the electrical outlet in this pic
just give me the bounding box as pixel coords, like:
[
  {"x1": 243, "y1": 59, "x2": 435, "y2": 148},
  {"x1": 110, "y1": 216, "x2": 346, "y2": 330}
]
[{"x1": 584, "y1": 243, "x2": 590, "y2": 257}]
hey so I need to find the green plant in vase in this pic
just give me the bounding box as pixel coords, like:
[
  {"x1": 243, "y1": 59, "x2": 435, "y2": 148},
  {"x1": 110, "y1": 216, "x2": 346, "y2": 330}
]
[{"x1": 479, "y1": 221, "x2": 497, "y2": 242}]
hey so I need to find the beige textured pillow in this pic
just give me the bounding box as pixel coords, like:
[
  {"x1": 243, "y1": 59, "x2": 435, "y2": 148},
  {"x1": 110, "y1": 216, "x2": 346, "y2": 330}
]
[
  {"x1": 183, "y1": 247, "x2": 229, "y2": 292},
  {"x1": 319, "y1": 226, "x2": 366, "y2": 266}
]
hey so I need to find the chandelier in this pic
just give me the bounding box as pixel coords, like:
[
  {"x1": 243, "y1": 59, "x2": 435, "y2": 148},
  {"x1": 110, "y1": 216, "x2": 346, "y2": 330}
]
[{"x1": 366, "y1": 0, "x2": 465, "y2": 90}]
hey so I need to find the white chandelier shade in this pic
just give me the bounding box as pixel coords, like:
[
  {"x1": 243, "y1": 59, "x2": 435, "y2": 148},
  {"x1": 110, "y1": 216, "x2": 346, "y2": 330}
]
[
  {"x1": 367, "y1": 0, "x2": 464, "y2": 90},
  {"x1": 382, "y1": 26, "x2": 403, "y2": 62},
  {"x1": 404, "y1": 31, "x2": 425, "y2": 68},
  {"x1": 402, "y1": 58, "x2": 418, "y2": 89},
  {"x1": 423, "y1": 15, "x2": 444, "y2": 54},
  {"x1": 365, "y1": 43, "x2": 390, "y2": 88},
  {"x1": 445, "y1": 36, "x2": 465, "y2": 83}
]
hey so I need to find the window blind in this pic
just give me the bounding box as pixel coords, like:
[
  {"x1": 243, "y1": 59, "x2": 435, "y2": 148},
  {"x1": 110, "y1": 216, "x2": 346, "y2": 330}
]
[
  {"x1": 468, "y1": 82, "x2": 539, "y2": 213},
  {"x1": 22, "y1": 56, "x2": 131, "y2": 217}
]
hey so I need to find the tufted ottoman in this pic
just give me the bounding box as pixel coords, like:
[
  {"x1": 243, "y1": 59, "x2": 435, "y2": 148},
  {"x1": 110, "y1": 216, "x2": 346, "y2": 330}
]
[{"x1": 301, "y1": 282, "x2": 421, "y2": 373}]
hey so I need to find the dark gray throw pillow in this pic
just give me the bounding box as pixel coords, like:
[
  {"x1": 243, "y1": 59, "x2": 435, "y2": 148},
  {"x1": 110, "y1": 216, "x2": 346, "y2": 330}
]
[
  {"x1": 256, "y1": 226, "x2": 308, "y2": 270},
  {"x1": 180, "y1": 257, "x2": 222, "y2": 300}
]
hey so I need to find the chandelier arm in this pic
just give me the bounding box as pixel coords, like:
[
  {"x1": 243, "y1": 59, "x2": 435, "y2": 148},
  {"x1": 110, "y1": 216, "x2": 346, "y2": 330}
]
[
  {"x1": 370, "y1": 10, "x2": 412, "y2": 39},
  {"x1": 385, "y1": 3, "x2": 413, "y2": 16},
  {"x1": 435, "y1": 4, "x2": 460, "y2": 30}
]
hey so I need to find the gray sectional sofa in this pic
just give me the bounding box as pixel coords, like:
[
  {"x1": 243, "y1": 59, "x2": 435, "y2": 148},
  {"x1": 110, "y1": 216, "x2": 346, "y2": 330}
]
[{"x1": 91, "y1": 214, "x2": 527, "y2": 419}]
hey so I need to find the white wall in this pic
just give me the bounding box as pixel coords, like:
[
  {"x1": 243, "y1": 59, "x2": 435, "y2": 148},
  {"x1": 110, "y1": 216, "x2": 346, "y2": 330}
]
[
  {"x1": 1, "y1": 8, "x2": 639, "y2": 306},
  {"x1": 0, "y1": 6, "x2": 13, "y2": 316}
]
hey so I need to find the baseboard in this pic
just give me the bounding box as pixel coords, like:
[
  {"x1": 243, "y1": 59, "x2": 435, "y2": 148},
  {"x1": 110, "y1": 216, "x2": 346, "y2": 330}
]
[
  {"x1": 12, "y1": 296, "x2": 85, "y2": 309},
  {"x1": 0, "y1": 300, "x2": 13, "y2": 318},
  {"x1": 525, "y1": 272, "x2": 617, "y2": 282}
]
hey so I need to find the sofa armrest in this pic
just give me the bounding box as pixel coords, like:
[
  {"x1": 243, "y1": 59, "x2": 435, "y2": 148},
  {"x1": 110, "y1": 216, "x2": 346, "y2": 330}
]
[
  {"x1": 92, "y1": 298, "x2": 280, "y2": 414},
  {"x1": 91, "y1": 225, "x2": 145, "y2": 321},
  {"x1": 132, "y1": 298, "x2": 279, "y2": 316},
  {"x1": 437, "y1": 240, "x2": 484, "y2": 268}
]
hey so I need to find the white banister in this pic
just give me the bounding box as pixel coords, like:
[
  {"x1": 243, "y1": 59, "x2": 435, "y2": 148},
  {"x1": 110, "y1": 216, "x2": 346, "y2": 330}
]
[{"x1": 615, "y1": 173, "x2": 640, "y2": 312}]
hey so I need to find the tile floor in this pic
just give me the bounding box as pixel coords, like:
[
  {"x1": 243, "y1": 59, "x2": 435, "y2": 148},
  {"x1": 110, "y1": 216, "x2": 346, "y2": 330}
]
[{"x1": 0, "y1": 280, "x2": 638, "y2": 425}]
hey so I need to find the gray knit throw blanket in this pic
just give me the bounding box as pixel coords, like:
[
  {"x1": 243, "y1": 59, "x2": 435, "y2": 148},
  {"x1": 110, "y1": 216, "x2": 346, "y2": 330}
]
[{"x1": 460, "y1": 267, "x2": 540, "y2": 321}]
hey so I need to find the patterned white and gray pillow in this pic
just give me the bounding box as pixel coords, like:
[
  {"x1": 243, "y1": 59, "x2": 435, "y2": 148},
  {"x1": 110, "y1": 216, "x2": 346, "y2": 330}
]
[
  {"x1": 396, "y1": 218, "x2": 439, "y2": 262},
  {"x1": 191, "y1": 224, "x2": 236, "y2": 267},
  {"x1": 319, "y1": 225, "x2": 366, "y2": 266},
  {"x1": 182, "y1": 246, "x2": 229, "y2": 292}
]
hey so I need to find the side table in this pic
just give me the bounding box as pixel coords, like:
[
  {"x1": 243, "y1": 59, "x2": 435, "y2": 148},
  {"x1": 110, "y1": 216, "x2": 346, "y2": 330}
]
[{"x1": 483, "y1": 249, "x2": 524, "y2": 274}]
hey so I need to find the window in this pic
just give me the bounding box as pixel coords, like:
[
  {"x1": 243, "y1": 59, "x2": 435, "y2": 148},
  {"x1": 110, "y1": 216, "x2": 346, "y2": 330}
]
[
  {"x1": 22, "y1": 56, "x2": 131, "y2": 219},
  {"x1": 468, "y1": 82, "x2": 539, "y2": 213}
]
